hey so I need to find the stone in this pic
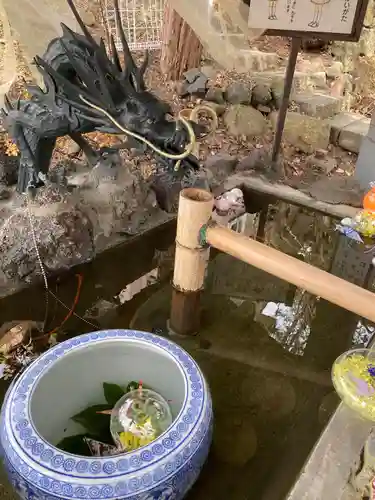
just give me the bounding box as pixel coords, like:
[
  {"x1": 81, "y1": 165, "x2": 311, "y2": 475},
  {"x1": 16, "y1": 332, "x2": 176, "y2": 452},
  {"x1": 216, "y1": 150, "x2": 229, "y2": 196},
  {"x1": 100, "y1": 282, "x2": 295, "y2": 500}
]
[
  {"x1": 200, "y1": 65, "x2": 218, "y2": 80},
  {"x1": 364, "y1": 0, "x2": 375, "y2": 27},
  {"x1": 0, "y1": 185, "x2": 11, "y2": 200},
  {"x1": 0, "y1": 186, "x2": 95, "y2": 286},
  {"x1": 257, "y1": 104, "x2": 271, "y2": 114},
  {"x1": 80, "y1": 161, "x2": 160, "y2": 239},
  {"x1": 151, "y1": 175, "x2": 182, "y2": 213},
  {"x1": 253, "y1": 70, "x2": 327, "y2": 109},
  {"x1": 270, "y1": 111, "x2": 330, "y2": 153},
  {"x1": 225, "y1": 82, "x2": 252, "y2": 105},
  {"x1": 236, "y1": 147, "x2": 270, "y2": 172},
  {"x1": 0, "y1": 153, "x2": 18, "y2": 186},
  {"x1": 330, "y1": 112, "x2": 370, "y2": 153},
  {"x1": 201, "y1": 101, "x2": 226, "y2": 117},
  {"x1": 242, "y1": 50, "x2": 279, "y2": 71},
  {"x1": 302, "y1": 38, "x2": 330, "y2": 51},
  {"x1": 297, "y1": 57, "x2": 326, "y2": 73},
  {"x1": 306, "y1": 176, "x2": 365, "y2": 206},
  {"x1": 309, "y1": 72, "x2": 328, "y2": 89},
  {"x1": 293, "y1": 92, "x2": 342, "y2": 119},
  {"x1": 326, "y1": 61, "x2": 344, "y2": 80},
  {"x1": 332, "y1": 29, "x2": 375, "y2": 72},
  {"x1": 306, "y1": 152, "x2": 337, "y2": 174},
  {"x1": 205, "y1": 153, "x2": 238, "y2": 188},
  {"x1": 359, "y1": 27, "x2": 375, "y2": 57},
  {"x1": 186, "y1": 74, "x2": 208, "y2": 97},
  {"x1": 175, "y1": 81, "x2": 189, "y2": 97},
  {"x1": 224, "y1": 105, "x2": 267, "y2": 137},
  {"x1": 67, "y1": 141, "x2": 81, "y2": 156},
  {"x1": 205, "y1": 87, "x2": 225, "y2": 104},
  {"x1": 331, "y1": 41, "x2": 356, "y2": 72},
  {"x1": 251, "y1": 83, "x2": 272, "y2": 107},
  {"x1": 84, "y1": 299, "x2": 118, "y2": 325},
  {"x1": 183, "y1": 68, "x2": 202, "y2": 83}
]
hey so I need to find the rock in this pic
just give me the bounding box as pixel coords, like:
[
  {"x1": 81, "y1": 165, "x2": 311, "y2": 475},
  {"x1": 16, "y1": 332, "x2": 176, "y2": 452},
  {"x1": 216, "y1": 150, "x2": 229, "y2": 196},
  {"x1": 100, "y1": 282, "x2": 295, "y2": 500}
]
[
  {"x1": 79, "y1": 8, "x2": 96, "y2": 26},
  {"x1": 270, "y1": 111, "x2": 330, "y2": 154},
  {"x1": 151, "y1": 175, "x2": 182, "y2": 213},
  {"x1": 297, "y1": 57, "x2": 326, "y2": 73},
  {"x1": 257, "y1": 104, "x2": 272, "y2": 114},
  {"x1": 251, "y1": 83, "x2": 272, "y2": 107},
  {"x1": 84, "y1": 299, "x2": 118, "y2": 325},
  {"x1": 364, "y1": 0, "x2": 375, "y2": 27},
  {"x1": 201, "y1": 101, "x2": 226, "y2": 117},
  {"x1": 293, "y1": 92, "x2": 342, "y2": 119},
  {"x1": 236, "y1": 147, "x2": 270, "y2": 172},
  {"x1": 80, "y1": 162, "x2": 160, "y2": 239},
  {"x1": 0, "y1": 186, "x2": 94, "y2": 286},
  {"x1": 302, "y1": 38, "x2": 330, "y2": 51},
  {"x1": 225, "y1": 82, "x2": 252, "y2": 105},
  {"x1": 0, "y1": 185, "x2": 11, "y2": 200},
  {"x1": 326, "y1": 61, "x2": 344, "y2": 80},
  {"x1": 0, "y1": 153, "x2": 18, "y2": 186},
  {"x1": 205, "y1": 153, "x2": 238, "y2": 188},
  {"x1": 306, "y1": 176, "x2": 365, "y2": 206},
  {"x1": 186, "y1": 74, "x2": 208, "y2": 97},
  {"x1": 306, "y1": 151, "x2": 337, "y2": 174},
  {"x1": 242, "y1": 50, "x2": 279, "y2": 71},
  {"x1": 205, "y1": 87, "x2": 225, "y2": 104},
  {"x1": 183, "y1": 68, "x2": 202, "y2": 83},
  {"x1": 308, "y1": 72, "x2": 328, "y2": 89},
  {"x1": 67, "y1": 141, "x2": 81, "y2": 156},
  {"x1": 200, "y1": 65, "x2": 218, "y2": 80},
  {"x1": 253, "y1": 70, "x2": 327, "y2": 109},
  {"x1": 224, "y1": 105, "x2": 267, "y2": 137},
  {"x1": 359, "y1": 27, "x2": 375, "y2": 57},
  {"x1": 332, "y1": 29, "x2": 375, "y2": 72},
  {"x1": 330, "y1": 112, "x2": 370, "y2": 153},
  {"x1": 175, "y1": 81, "x2": 189, "y2": 97},
  {"x1": 213, "y1": 409, "x2": 257, "y2": 465}
]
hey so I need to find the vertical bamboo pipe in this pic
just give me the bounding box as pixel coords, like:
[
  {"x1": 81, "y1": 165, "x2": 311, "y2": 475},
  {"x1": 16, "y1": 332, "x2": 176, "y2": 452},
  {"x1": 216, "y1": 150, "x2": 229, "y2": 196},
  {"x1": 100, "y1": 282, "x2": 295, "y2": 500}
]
[{"x1": 170, "y1": 188, "x2": 214, "y2": 335}]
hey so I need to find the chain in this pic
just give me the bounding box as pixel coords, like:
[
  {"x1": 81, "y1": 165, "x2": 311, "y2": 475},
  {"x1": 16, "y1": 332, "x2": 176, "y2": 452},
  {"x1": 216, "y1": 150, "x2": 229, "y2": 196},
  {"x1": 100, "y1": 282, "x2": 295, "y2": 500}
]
[{"x1": 26, "y1": 193, "x2": 97, "y2": 331}]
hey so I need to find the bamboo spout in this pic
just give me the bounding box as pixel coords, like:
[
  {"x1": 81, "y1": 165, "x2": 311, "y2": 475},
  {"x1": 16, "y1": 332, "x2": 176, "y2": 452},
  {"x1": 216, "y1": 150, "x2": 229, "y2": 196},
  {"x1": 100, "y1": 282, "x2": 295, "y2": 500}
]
[
  {"x1": 170, "y1": 188, "x2": 214, "y2": 335},
  {"x1": 205, "y1": 225, "x2": 375, "y2": 324}
]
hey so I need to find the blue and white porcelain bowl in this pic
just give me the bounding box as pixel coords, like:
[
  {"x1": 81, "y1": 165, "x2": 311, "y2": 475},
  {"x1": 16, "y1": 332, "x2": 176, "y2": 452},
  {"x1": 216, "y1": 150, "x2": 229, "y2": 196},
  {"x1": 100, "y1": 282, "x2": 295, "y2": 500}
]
[{"x1": 0, "y1": 330, "x2": 213, "y2": 499}]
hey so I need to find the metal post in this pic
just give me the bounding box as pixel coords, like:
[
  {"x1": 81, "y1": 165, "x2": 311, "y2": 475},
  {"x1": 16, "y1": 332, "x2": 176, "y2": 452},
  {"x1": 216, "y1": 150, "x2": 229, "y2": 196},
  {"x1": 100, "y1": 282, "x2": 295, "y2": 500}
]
[{"x1": 271, "y1": 37, "x2": 301, "y2": 164}]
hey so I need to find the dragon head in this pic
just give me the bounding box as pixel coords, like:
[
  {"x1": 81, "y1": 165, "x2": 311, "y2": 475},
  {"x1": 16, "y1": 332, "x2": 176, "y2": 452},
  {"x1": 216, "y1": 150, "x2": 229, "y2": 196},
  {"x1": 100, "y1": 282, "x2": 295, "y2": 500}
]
[{"x1": 35, "y1": 0, "x2": 203, "y2": 170}]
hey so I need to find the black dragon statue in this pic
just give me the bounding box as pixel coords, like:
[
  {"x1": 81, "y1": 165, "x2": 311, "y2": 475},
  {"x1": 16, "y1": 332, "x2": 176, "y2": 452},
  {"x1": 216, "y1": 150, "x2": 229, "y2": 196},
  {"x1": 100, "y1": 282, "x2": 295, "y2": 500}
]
[{"x1": 2, "y1": 0, "x2": 202, "y2": 193}]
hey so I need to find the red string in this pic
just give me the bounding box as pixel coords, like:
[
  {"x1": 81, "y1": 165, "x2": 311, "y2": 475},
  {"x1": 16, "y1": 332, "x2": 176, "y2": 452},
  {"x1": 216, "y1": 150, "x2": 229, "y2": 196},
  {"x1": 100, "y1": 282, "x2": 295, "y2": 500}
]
[{"x1": 47, "y1": 273, "x2": 83, "y2": 336}]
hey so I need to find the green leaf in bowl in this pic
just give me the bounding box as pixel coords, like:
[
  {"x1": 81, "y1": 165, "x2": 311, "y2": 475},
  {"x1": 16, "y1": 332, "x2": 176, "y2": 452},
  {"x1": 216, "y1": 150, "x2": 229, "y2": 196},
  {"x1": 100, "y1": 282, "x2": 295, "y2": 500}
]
[{"x1": 103, "y1": 382, "x2": 125, "y2": 406}]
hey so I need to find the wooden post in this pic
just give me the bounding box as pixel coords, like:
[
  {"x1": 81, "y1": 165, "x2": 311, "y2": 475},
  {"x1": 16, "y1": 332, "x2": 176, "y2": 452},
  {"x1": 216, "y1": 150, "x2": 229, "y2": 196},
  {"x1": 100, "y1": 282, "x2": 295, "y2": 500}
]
[
  {"x1": 170, "y1": 188, "x2": 214, "y2": 335},
  {"x1": 160, "y1": 2, "x2": 203, "y2": 81}
]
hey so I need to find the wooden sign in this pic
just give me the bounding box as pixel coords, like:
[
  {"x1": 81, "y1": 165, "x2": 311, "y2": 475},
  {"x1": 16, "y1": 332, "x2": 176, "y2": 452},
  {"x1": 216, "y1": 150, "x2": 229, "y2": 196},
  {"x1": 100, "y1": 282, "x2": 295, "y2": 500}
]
[{"x1": 248, "y1": 0, "x2": 369, "y2": 41}]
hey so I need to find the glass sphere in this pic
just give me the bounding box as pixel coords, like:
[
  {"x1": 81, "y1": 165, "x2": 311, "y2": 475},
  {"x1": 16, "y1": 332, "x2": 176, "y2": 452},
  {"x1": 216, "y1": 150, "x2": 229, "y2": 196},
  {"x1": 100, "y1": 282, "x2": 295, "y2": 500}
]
[
  {"x1": 332, "y1": 347, "x2": 375, "y2": 421},
  {"x1": 110, "y1": 389, "x2": 172, "y2": 452}
]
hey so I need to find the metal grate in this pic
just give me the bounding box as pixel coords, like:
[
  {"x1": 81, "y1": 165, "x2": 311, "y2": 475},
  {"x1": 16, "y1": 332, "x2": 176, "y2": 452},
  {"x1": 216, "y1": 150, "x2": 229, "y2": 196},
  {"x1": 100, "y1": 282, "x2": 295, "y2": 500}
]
[{"x1": 104, "y1": 0, "x2": 165, "y2": 52}]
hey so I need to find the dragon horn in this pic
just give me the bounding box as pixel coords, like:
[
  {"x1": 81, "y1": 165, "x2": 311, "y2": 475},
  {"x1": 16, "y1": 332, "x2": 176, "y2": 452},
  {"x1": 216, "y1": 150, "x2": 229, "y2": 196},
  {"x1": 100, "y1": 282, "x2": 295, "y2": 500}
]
[
  {"x1": 66, "y1": 0, "x2": 96, "y2": 46},
  {"x1": 139, "y1": 50, "x2": 150, "y2": 81},
  {"x1": 34, "y1": 55, "x2": 102, "y2": 107},
  {"x1": 112, "y1": 0, "x2": 143, "y2": 91},
  {"x1": 4, "y1": 94, "x2": 13, "y2": 112},
  {"x1": 59, "y1": 38, "x2": 103, "y2": 101},
  {"x1": 94, "y1": 50, "x2": 115, "y2": 110}
]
